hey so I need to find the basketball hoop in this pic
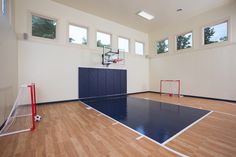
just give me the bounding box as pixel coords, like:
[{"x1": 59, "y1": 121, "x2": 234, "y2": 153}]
[
  {"x1": 102, "y1": 46, "x2": 125, "y2": 66},
  {"x1": 112, "y1": 58, "x2": 123, "y2": 63}
]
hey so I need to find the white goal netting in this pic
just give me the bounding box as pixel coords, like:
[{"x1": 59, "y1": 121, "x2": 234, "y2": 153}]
[
  {"x1": 0, "y1": 84, "x2": 36, "y2": 137},
  {"x1": 160, "y1": 80, "x2": 180, "y2": 96}
]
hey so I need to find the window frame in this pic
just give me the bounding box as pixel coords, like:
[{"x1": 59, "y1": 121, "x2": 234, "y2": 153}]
[
  {"x1": 1, "y1": 0, "x2": 6, "y2": 15},
  {"x1": 118, "y1": 36, "x2": 130, "y2": 53},
  {"x1": 96, "y1": 30, "x2": 112, "y2": 48},
  {"x1": 201, "y1": 19, "x2": 230, "y2": 47},
  {"x1": 175, "y1": 31, "x2": 193, "y2": 51},
  {"x1": 2, "y1": 0, "x2": 13, "y2": 25},
  {"x1": 29, "y1": 12, "x2": 58, "y2": 41},
  {"x1": 156, "y1": 38, "x2": 169, "y2": 54},
  {"x1": 135, "y1": 41, "x2": 145, "y2": 55},
  {"x1": 68, "y1": 23, "x2": 89, "y2": 46}
]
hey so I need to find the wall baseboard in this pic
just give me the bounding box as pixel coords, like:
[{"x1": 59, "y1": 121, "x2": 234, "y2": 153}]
[
  {"x1": 127, "y1": 91, "x2": 150, "y2": 95},
  {"x1": 37, "y1": 99, "x2": 79, "y2": 105},
  {"x1": 183, "y1": 94, "x2": 236, "y2": 103},
  {"x1": 148, "y1": 91, "x2": 236, "y2": 103},
  {"x1": 36, "y1": 91, "x2": 236, "y2": 105},
  {"x1": 37, "y1": 94, "x2": 127, "y2": 105}
]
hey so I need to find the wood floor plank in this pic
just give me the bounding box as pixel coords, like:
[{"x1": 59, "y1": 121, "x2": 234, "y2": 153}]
[
  {"x1": 0, "y1": 100, "x2": 178, "y2": 157},
  {"x1": 131, "y1": 93, "x2": 236, "y2": 115},
  {"x1": 1, "y1": 93, "x2": 236, "y2": 156},
  {"x1": 132, "y1": 93, "x2": 236, "y2": 157}
]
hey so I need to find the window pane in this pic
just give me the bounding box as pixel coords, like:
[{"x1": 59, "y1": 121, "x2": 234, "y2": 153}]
[
  {"x1": 204, "y1": 21, "x2": 228, "y2": 45},
  {"x1": 118, "y1": 37, "x2": 129, "y2": 52},
  {"x1": 177, "y1": 32, "x2": 192, "y2": 50},
  {"x1": 69, "y1": 25, "x2": 87, "y2": 45},
  {"x1": 157, "y1": 39, "x2": 168, "y2": 54},
  {"x1": 32, "y1": 15, "x2": 56, "y2": 39},
  {"x1": 97, "y1": 32, "x2": 111, "y2": 48},
  {"x1": 135, "y1": 42, "x2": 144, "y2": 55}
]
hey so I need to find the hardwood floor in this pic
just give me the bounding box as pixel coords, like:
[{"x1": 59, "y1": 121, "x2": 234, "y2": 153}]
[
  {"x1": 131, "y1": 93, "x2": 236, "y2": 157},
  {"x1": 166, "y1": 112, "x2": 236, "y2": 157},
  {"x1": 0, "y1": 93, "x2": 235, "y2": 157},
  {"x1": 131, "y1": 93, "x2": 236, "y2": 115},
  {"x1": 0, "y1": 101, "x2": 177, "y2": 157}
]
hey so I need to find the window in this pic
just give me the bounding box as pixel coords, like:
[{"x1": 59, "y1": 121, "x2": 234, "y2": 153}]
[
  {"x1": 157, "y1": 39, "x2": 168, "y2": 54},
  {"x1": 176, "y1": 32, "x2": 192, "y2": 50},
  {"x1": 135, "y1": 41, "x2": 144, "y2": 55},
  {"x1": 204, "y1": 21, "x2": 228, "y2": 45},
  {"x1": 32, "y1": 14, "x2": 57, "y2": 39},
  {"x1": 69, "y1": 25, "x2": 88, "y2": 45},
  {"x1": 118, "y1": 37, "x2": 129, "y2": 52},
  {"x1": 1, "y1": 0, "x2": 6, "y2": 15},
  {"x1": 96, "y1": 31, "x2": 111, "y2": 48}
]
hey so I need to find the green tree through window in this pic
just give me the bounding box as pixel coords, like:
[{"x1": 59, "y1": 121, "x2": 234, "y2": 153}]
[
  {"x1": 69, "y1": 25, "x2": 87, "y2": 45},
  {"x1": 177, "y1": 33, "x2": 192, "y2": 50},
  {"x1": 204, "y1": 27, "x2": 216, "y2": 45},
  {"x1": 96, "y1": 32, "x2": 111, "y2": 48},
  {"x1": 157, "y1": 39, "x2": 168, "y2": 54},
  {"x1": 82, "y1": 37, "x2": 87, "y2": 45},
  {"x1": 97, "y1": 40, "x2": 110, "y2": 48},
  {"x1": 204, "y1": 21, "x2": 228, "y2": 45},
  {"x1": 32, "y1": 15, "x2": 56, "y2": 39}
]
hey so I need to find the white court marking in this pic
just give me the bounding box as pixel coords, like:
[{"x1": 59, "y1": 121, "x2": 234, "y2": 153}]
[
  {"x1": 86, "y1": 107, "x2": 92, "y2": 110},
  {"x1": 162, "y1": 111, "x2": 213, "y2": 145},
  {"x1": 112, "y1": 122, "x2": 119, "y2": 125},
  {"x1": 136, "y1": 135, "x2": 144, "y2": 140},
  {"x1": 80, "y1": 101, "x2": 188, "y2": 157},
  {"x1": 214, "y1": 111, "x2": 236, "y2": 117}
]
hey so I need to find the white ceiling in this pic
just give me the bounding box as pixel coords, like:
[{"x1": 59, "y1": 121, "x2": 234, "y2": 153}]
[{"x1": 52, "y1": 0, "x2": 233, "y2": 33}]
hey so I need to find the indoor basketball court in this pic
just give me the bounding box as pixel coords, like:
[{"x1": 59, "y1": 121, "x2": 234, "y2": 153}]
[{"x1": 0, "y1": 0, "x2": 236, "y2": 157}]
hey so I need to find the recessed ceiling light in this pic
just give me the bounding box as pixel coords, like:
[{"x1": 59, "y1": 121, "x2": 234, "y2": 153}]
[
  {"x1": 176, "y1": 8, "x2": 183, "y2": 12},
  {"x1": 137, "y1": 11, "x2": 154, "y2": 20}
]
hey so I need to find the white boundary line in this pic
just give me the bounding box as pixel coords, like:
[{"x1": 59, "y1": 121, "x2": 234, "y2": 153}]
[
  {"x1": 86, "y1": 107, "x2": 92, "y2": 110},
  {"x1": 0, "y1": 128, "x2": 31, "y2": 137},
  {"x1": 162, "y1": 111, "x2": 213, "y2": 145},
  {"x1": 15, "y1": 114, "x2": 32, "y2": 118},
  {"x1": 136, "y1": 135, "x2": 144, "y2": 140},
  {"x1": 79, "y1": 101, "x2": 188, "y2": 157},
  {"x1": 112, "y1": 122, "x2": 119, "y2": 125},
  {"x1": 132, "y1": 95, "x2": 236, "y2": 117},
  {"x1": 214, "y1": 111, "x2": 236, "y2": 117}
]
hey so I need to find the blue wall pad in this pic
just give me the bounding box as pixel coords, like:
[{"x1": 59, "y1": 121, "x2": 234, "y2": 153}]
[{"x1": 79, "y1": 67, "x2": 127, "y2": 98}]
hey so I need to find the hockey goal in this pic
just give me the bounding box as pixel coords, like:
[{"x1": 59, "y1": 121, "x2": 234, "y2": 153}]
[
  {"x1": 160, "y1": 80, "x2": 181, "y2": 97},
  {"x1": 0, "y1": 83, "x2": 37, "y2": 137}
]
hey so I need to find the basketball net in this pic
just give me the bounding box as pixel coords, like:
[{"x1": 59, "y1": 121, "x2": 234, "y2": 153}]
[{"x1": 112, "y1": 58, "x2": 123, "y2": 63}]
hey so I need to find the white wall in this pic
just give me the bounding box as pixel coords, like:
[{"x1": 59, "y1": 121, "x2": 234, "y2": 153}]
[
  {"x1": 15, "y1": 0, "x2": 149, "y2": 103},
  {"x1": 0, "y1": 15, "x2": 18, "y2": 125},
  {"x1": 15, "y1": 0, "x2": 236, "y2": 103},
  {"x1": 149, "y1": 2, "x2": 236, "y2": 100}
]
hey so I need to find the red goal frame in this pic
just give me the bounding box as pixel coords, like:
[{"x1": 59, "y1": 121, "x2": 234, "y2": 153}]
[
  {"x1": 0, "y1": 83, "x2": 37, "y2": 137},
  {"x1": 28, "y1": 83, "x2": 36, "y2": 131},
  {"x1": 160, "y1": 80, "x2": 180, "y2": 97}
]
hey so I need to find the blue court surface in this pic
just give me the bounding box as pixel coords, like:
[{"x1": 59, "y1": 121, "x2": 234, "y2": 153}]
[{"x1": 82, "y1": 96, "x2": 209, "y2": 144}]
